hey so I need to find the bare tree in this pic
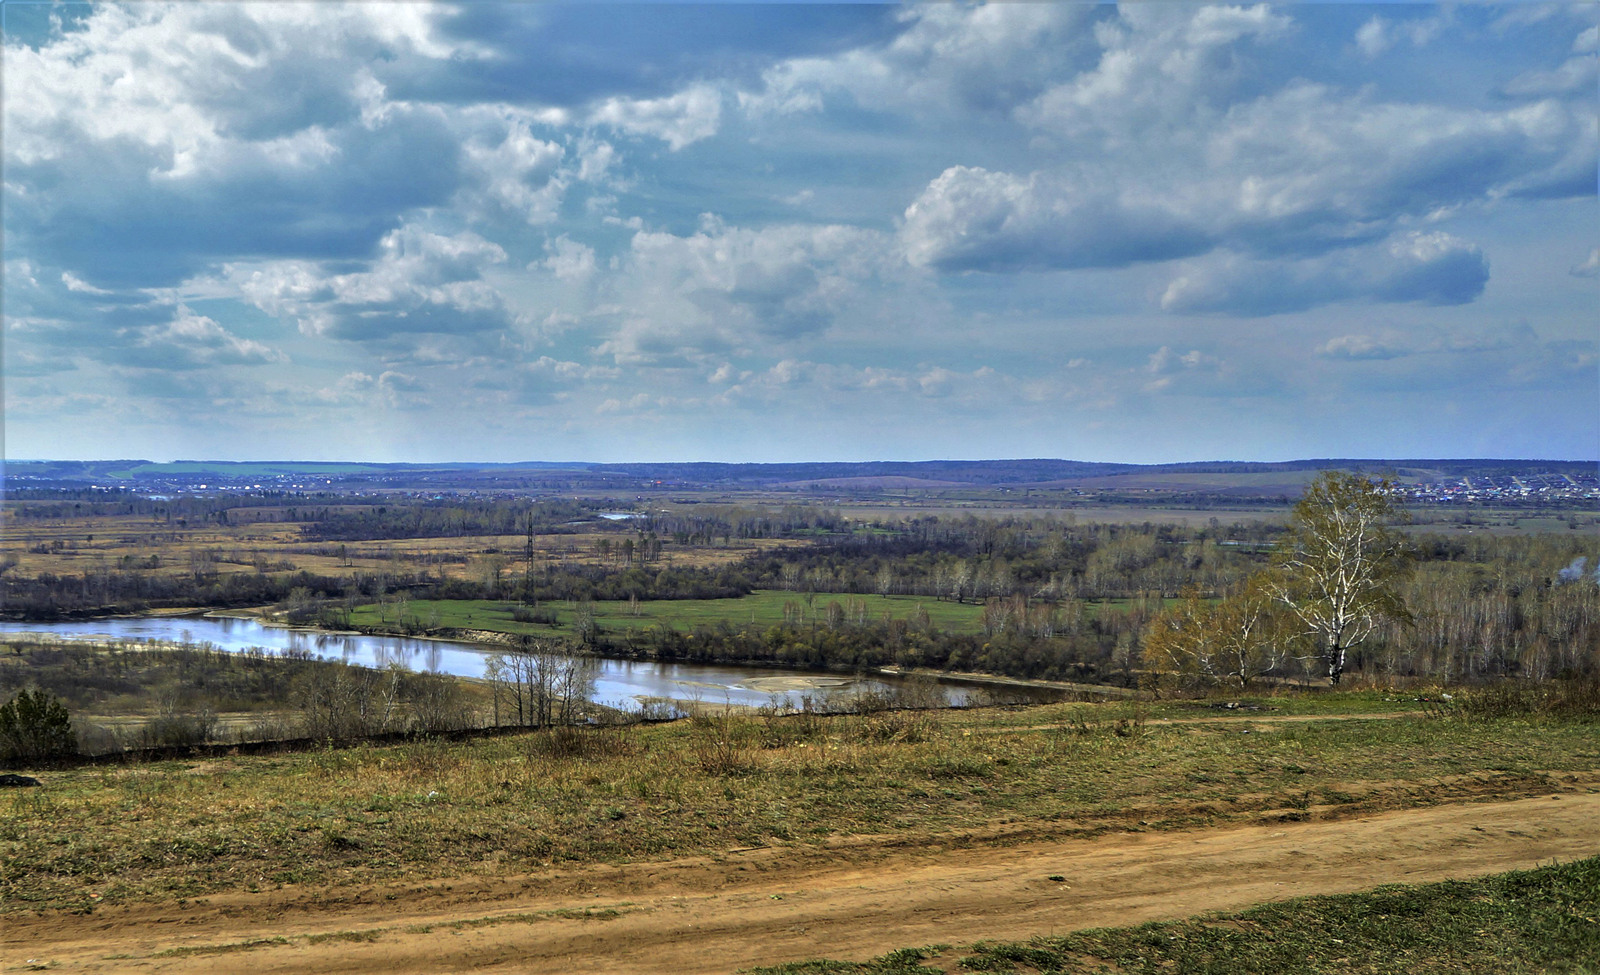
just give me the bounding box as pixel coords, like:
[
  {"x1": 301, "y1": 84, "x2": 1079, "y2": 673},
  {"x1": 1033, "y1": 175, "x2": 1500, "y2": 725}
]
[
  {"x1": 291, "y1": 663, "x2": 405, "y2": 738},
  {"x1": 484, "y1": 638, "x2": 597, "y2": 727},
  {"x1": 1143, "y1": 579, "x2": 1288, "y2": 688}
]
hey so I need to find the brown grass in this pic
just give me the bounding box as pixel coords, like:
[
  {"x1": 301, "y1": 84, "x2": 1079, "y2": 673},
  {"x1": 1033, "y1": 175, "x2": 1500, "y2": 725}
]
[
  {"x1": 4, "y1": 699, "x2": 1596, "y2": 914},
  {"x1": 1, "y1": 510, "x2": 800, "y2": 582}
]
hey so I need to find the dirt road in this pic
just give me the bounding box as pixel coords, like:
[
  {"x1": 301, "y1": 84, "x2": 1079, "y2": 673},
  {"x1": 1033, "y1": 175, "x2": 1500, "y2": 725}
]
[{"x1": 6, "y1": 790, "x2": 1596, "y2": 974}]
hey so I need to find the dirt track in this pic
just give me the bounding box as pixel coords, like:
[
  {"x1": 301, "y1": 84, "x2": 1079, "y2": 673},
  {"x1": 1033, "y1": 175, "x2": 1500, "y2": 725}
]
[{"x1": 5, "y1": 789, "x2": 1597, "y2": 975}]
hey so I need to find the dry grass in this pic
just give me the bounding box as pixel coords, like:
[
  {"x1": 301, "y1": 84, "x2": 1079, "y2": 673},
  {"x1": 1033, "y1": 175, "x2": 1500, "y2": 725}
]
[
  {"x1": 1, "y1": 510, "x2": 800, "y2": 582},
  {"x1": 4, "y1": 700, "x2": 1596, "y2": 915}
]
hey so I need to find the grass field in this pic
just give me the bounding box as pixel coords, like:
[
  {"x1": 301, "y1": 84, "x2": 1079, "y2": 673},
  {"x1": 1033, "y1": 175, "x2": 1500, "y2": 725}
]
[
  {"x1": 0, "y1": 511, "x2": 794, "y2": 581},
  {"x1": 5, "y1": 700, "x2": 1596, "y2": 915},
  {"x1": 348, "y1": 591, "x2": 994, "y2": 638},
  {"x1": 750, "y1": 856, "x2": 1600, "y2": 975}
]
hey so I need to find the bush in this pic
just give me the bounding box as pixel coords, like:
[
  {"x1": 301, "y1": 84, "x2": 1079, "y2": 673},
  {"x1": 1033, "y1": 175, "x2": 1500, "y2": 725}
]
[
  {"x1": 1444, "y1": 675, "x2": 1600, "y2": 723},
  {"x1": 0, "y1": 688, "x2": 79, "y2": 765},
  {"x1": 138, "y1": 708, "x2": 219, "y2": 749}
]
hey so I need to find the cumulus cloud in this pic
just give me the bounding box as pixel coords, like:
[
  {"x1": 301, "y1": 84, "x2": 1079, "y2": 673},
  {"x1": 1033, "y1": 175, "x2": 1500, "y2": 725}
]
[
  {"x1": 1019, "y1": 4, "x2": 1291, "y2": 144},
  {"x1": 4, "y1": 3, "x2": 467, "y2": 174},
  {"x1": 1214, "y1": 83, "x2": 1593, "y2": 227},
  {"x1": 890, "y1": 3, "x2": 1590, "y2": 317},
  {"x1": 2, "y1": 3, "x2": 1593, "y2": 460},
  {"x1": 742, "y1": 3, "x2": 1097, "y2": 118},
  {"x1": 542, "y1": 236, "x2": 597, "y2": 282},
  {"x1": 599, "y1": 219, "x2": 892, "y2": 361},
  {"x1": 3, "y1": 3, "x2": 481, "y2": 289},
  {"x1": 592, "y1": 84, "x2": 722, "y2": 150},
  {"x1": 1160, "y1": 232, "x2": 1488, "y2": 316},
  {"x1": 60, "y1": 305, "x2": 290, "y2": 372},
  {"x1": 459, "y1": 118, "x2": 568, "y2": 224},
  {"x1": 690, "y1": 359, "x2": 1006, "y2": 411},
  {"x1": 219, "y1": 224, "x2": 514, "y2": 340},
  {"x1": 901, "y1": 166, "x2": 1210, "y2": 272},
  {"x1": 133, "y1": 306, "x2": 288, "y2": 367}
]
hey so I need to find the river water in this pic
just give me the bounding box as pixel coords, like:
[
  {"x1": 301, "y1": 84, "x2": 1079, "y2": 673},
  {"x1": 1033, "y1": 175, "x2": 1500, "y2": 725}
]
[{"x1": 0, "y1": 615, "x2": 974, "y2": 709}]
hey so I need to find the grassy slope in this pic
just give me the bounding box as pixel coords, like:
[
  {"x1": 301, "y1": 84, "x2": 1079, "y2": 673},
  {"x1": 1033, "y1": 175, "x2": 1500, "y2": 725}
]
[
  {"x1": 4, "y1": 703, "x2": 1596, "y2": 914},
  {"x1": 751, "y1": 856, "x2": 1600, "y2": 975}
]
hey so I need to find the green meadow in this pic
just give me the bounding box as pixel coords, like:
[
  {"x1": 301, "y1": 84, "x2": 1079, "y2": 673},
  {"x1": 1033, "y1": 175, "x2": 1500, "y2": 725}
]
[{"x1": 348, "y1": 590, "x2": 995, "y2": 639}]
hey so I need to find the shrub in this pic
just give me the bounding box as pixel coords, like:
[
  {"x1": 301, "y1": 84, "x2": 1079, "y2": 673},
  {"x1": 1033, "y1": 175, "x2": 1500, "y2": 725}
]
[
  {"x1": 138, "y1": 709, "x2": 219, "y2": 749},
  {"x1": 1444, "y1": 675, "x2": 1600, "y2": 723},
  {"x1": 0, "y1": 688, "x2": 79, "y2": 764}
]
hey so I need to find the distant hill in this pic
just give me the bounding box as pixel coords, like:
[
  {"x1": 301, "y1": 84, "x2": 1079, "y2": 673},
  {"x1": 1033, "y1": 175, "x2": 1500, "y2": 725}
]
[
  {"x1": 586, "y1": 458, "x2": 1597, "y2": 488},
  {"x1": 4, "y1": 457, "x2": 1593, "y2": 493}
]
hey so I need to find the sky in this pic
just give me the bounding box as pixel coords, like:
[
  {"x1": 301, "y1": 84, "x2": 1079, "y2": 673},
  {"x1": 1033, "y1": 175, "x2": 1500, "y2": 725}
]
[{"x1": 2, "y1": 1, "x2": 1596, "y2": 465}]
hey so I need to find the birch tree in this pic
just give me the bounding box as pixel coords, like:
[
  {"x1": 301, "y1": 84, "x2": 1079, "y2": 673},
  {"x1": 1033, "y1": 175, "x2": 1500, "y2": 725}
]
[
  {"x1": 485, "y1": 638, "x2": 597, "y2": 726},
  {"x1": 1143, "y1": 579, "x2": 1288, "y2": 688},
  {"x1": 1267, "y1": 471, "x2": 1410, "y2": 684}
]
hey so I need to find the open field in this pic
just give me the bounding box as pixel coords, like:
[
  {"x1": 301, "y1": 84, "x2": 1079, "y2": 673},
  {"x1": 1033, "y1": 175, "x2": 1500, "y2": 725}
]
[
  {"x1": 1, "y1": 699, "x2": 1596, "y2": 971},
  {"x1": 823, "y1": 503, "x2": 1297, "y2": 526},
  {"x1": 1402, "y1": 511, "x2": 1600, "y2": 537},
  {"x1": 0, "y1": 510, "x2": 798, "y2": 582},
  {"x1": 348, "y1": 591, "x2": 996, "y2": 639}
]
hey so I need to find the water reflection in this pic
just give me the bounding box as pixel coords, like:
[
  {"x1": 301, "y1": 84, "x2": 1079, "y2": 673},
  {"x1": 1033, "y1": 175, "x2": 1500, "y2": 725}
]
[{"x1": 0, "y1": 616, "x2": 969, "y2": 708}]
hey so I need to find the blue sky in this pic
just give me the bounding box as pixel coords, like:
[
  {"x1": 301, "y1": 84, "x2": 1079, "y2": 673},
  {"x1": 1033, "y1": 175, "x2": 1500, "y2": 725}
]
[{"x1": 2, "y1": 2, "x2": 1595, "y2": 463}]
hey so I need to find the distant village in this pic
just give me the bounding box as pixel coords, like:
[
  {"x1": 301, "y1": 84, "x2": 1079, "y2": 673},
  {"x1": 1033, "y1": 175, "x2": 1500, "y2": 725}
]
[{"x1": 1394, "y1": 472, "x2": 1599, "y2": 505}]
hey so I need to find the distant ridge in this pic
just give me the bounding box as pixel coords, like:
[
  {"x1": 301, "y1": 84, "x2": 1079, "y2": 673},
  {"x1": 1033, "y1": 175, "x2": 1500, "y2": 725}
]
[
  {"x1": 591, "y1": 457, "x2": 1599, "y2": 486},
  {"x1": 5, "y1": 457, "x2": 1594, "y2": 489}
]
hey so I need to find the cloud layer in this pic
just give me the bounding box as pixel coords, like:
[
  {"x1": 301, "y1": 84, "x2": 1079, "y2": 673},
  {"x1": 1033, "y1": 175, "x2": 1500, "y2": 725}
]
[{"x1": 3, "y1": 2, "x2": 1595, "y2": 462}]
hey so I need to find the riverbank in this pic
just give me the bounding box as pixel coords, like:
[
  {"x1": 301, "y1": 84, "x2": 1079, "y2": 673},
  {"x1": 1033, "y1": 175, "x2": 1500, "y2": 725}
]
[
  {"x1": 191, "y1": 606, "x2": 1116, "y2": 702},
  {"x1": 0, "y1": 615, "x2": 982, "y2": 712}
]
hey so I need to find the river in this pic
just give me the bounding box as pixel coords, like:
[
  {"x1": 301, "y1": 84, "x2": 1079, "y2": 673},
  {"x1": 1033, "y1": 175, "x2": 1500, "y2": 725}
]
[{"x1": 0, "y1": 615, "x2": 984, "y2": 709}]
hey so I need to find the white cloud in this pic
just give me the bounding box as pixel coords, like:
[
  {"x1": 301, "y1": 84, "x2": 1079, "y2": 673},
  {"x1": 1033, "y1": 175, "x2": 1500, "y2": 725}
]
[
  {"x1": 1312, "y1": 324, "x2": 1596, "y2": 395},
  {"x1": 742, "y1": 4, "x2": 1096, "y2": 118},
  {"x1": 218, "y1": 224, "x2": 513, "y2": 339},
  {"x1": 1315, "y1": 325, "x2": 1523, "y2": 361},
  {"x1": 1355, "y1": 18, "x2": 1392, "y2": 59},
  {"x1": 900, "y1": 166, "x2": 1209, "y2": 272},
  {"x1": 1502, "y1": 50, "x2": 1599, "y2": 97},
  {"x1": 541, "y1": 236, "x2": 597, "y2": 282},
  {"x1": 576, "y1": 138, "x2": 619, "y2": 183},
  {"x1": 599, "y1": 220, "x2": 892, "y2": 362},
  {"x1": 901, "y1": 59, "x2": 1588, "y2": 295},
  {"x1": 61, "y1": 272, "x2": 113, "y2": 295},
  {"x1": 1159, "y1": 232, "x2": 1488, "y2": 316},
  {"x1": 126, "y1": 305, "x2": 288, "y2": 368},
  {"x1": 4, "y1": 2, "x2": 468, "y2": 175},
  {"x1": 1355, "y1": 13, "x2": 1447, "y2": 60},
  {"x1": 1018, "y1": 4, "x2": 1291, "y2": 146},
  {"x1": 461, "y1": 118, "x2": 567, "y2": 224},
  {"x1": 1142, "y1": 346, "x2": 1225, "y2": 393},
  {"x1": 592, "y1": 84, "x2": 722, "y2": 150},
  {"x1": 1500, "y1": 20, "x2": 1597, "y2": 98}
]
